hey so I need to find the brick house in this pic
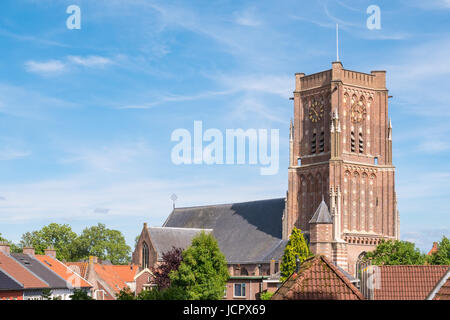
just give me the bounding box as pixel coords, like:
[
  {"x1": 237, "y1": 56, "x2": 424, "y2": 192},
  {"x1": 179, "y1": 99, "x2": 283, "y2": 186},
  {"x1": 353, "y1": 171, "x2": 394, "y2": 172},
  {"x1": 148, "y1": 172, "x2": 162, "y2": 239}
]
[
  {"x1": 66, "y1": 257, "x2": 138, "y2": 300},
  {"x1": 0, "y1": 268, "x2": 24, "y2": 300},
  {"x1": 271, "y1": 255, "x2": 365, "y2": 300},
  {"x1": 0, "y1": 244, "x2": 49, "y2": 300}
]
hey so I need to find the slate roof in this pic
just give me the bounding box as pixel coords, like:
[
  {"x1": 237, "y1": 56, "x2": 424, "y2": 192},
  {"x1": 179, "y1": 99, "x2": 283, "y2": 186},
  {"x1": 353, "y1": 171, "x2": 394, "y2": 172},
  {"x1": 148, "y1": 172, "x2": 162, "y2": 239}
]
[
  {"x1": 271, "y1": 255, "x2": 365, "y2": 300},
  {"x1": 11, "y1": 253, "x2": 68, "y2": 289},
  {"x1": 427, "y1": 269, "x2": 450, "y2": 300},
  {"x1": 148, "y1": 227, "x2": 212, "y2": 260},
  {"x1": 163, "y1": 198, "x2": 287, "y2": 264},
  {"x1": 373, "y1": 265, "x2": 450, "y2": 300},
  {"x1": 0, "y1": 252, "x2": 49, "y2": 289},
  {"x1": 0, "y1": 267, "x2": 24, "y2": 291},
  {"x1": 309, "y1": 199, "x2": 332, "y2": 224}
]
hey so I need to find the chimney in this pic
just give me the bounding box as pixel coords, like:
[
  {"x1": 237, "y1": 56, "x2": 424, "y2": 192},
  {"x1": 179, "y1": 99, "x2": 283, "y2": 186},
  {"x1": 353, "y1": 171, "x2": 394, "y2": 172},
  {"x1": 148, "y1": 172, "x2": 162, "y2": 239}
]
[
  {"x1": 89, "y1": 256, "x2": 98, "y2": 265},
  {"x1": 0, "y1": 242, "x2": 11, "y2": 255},
  {"x1": 44, "y1": 248, "x2": 56, "y2": 259},
  {"x1": 23, "y1": 247, "x2": 35, "y2": 256},
  {"x1": 269, "y1": 259, "x2": 275, "y2": 275},
  {"x1": 428, "y1": 242, "x2": 439, "y2": 256}
]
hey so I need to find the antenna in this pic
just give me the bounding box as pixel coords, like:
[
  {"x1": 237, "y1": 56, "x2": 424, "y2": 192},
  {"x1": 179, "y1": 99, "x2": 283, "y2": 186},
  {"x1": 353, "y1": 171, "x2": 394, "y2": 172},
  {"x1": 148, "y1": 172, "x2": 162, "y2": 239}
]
[
  {"x1": 336, "y1": 24, "x2": 340, "y2": 62},
  {"x1": 170, "y1": 193, "x2": 178, "y2": 209}
]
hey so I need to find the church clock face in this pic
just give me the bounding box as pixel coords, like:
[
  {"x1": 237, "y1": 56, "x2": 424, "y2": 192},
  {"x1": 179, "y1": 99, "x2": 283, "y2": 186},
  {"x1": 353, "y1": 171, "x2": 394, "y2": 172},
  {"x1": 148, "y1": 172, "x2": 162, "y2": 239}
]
[
  {"x1": 351, "y1": 101, "x2": 367, "y2": 123},
  {"x1": 308, "y1": 100, "x2": 324, "y2": 123}
]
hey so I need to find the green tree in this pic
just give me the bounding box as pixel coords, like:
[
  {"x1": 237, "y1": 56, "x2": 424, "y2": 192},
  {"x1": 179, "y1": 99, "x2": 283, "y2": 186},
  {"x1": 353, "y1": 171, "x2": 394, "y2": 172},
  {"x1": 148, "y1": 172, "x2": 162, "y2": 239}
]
[
  {"x1": 70, "y1": 289, "x2": 93, "y2": 300},
  {"x1": 260, "y1": 291, "x2": 274, "y2": 300},
  {"x1": 116, "y1": 286, "x2": 135, "y2": 300},
  {"x1": 170, "y1": 232, "x2": 229, "y2": 300},
  {"x1": 74, "y1": 223, "x2": 131, "y2": 264},
  {"x1": 363, "y1": 240, "x2": 426, "y2": 265},
  {"x1": 19, "y1": 223, "x2": 78, "y2": 261},
  {"x1": 0, "y1": 233, "x2": 22, "y2": 253},
  {"x1": 136, "y1": 286, "x2": 186, "y2": 300},
  {"x1": 280, "y1": 227, "x2": 311, "y2": 281},
  {"x1": 41, "y1": 288, "x2": 52, "y2": 300},
  {"x1": 428, "y1": 236, "x2": 450, "y2": 265}
]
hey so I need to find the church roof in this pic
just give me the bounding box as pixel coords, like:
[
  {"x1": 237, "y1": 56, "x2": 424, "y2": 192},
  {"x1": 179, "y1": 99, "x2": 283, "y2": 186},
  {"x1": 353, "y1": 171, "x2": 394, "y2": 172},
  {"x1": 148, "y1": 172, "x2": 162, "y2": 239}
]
[
  {"x1": 148, "y1": 227, "x2": 212, "y2": 260},
  {"x1": 309, "y1": 199, "x2": 332, "y2": 224},
  {"x1": 162, "y1": 198, "x2": 287, "y2": 264}
]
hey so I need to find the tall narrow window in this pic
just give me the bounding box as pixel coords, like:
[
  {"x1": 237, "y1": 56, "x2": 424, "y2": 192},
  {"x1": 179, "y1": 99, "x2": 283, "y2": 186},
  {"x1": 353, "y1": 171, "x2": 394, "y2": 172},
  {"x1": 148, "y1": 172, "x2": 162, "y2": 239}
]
[
  {"x1": 311, "y1": 133, "x2": 317, "y2": 154},
  {"x1": 350, "y1": 132, "x2": 356, "y2": 152},
  {"x1": 142, "y1": 241, "x2": 149, "y2": 269},
  {"x1": 319, "y1": 131, "x2": 325, "y2": 152},
  {"x1": 374, "y1": 157, "x2": 378, "y2": 165},
  {"x1": 359, "y1": 132, "x2": 364, "y2": 153}
]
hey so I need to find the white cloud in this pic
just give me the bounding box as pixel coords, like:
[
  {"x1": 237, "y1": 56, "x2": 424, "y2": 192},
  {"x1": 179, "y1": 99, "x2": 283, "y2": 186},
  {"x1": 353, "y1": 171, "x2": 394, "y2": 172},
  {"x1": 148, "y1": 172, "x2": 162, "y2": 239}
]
[
  {"x1": 67, "y1": 55, "x2": 113, "y2": 67},
  {"x1": 234, "y1": 9, "x2": 262, "y2": 27},
  {"x1": 25, "y1": 60, "x2": 66, "y2": 75},
  {"x1": 24, "y1": 55, "x2": 115, "y2": 76},
  {"x1": 0, "y1": 148, "x2": 31, "y2": 161},
  {"x1": 61, "y1": 140, "x2": 153, "y2": 173}
]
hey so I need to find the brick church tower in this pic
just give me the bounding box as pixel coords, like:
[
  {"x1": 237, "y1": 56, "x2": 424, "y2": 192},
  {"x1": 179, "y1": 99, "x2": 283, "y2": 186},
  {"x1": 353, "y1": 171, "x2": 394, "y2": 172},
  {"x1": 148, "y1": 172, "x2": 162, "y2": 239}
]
[{"x1": 283, "y1": 61, "x2": 399, "y2": 275}]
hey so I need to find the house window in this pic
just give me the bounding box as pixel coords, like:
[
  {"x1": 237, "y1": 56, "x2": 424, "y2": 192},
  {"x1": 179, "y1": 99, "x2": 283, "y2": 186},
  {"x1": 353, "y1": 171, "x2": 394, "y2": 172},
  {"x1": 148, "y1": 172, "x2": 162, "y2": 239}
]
[
  {"x1": 142, "y1": 241, "x2": 149, "y2": 269},
  {"x1": 234, "y1": 283, "x2": 246, "y2": 298}
]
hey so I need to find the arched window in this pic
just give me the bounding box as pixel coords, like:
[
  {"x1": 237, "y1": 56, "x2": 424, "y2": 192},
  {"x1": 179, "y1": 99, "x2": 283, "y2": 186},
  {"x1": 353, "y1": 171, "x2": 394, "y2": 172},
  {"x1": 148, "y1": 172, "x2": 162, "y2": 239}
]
[{"x1": 142, "y1": 241, "x2": 149, "y2": 269}]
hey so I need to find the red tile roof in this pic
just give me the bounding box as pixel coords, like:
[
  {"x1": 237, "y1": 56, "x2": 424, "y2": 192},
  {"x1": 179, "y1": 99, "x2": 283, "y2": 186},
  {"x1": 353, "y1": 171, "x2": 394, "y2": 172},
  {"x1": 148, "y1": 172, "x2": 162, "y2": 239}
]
[
  {"x1": 35, "y1": 255, "x2": 91, "y2": 288},
  {"x1": 93, "y1": 264, "x2": 138, "y2": 294},
  {"x1": 0, "y1": 252, "x2": 49, "y2": 289},
  {"x1": 65, "y1": 262, "x2": 88, "y2": 278},
  {"x1": 373, "y1": 265, "x2": 450, "y2": 300},
  {"x1": 272, "y1": 255, "x2": 364, "y2": 300},
  {"x1": 433, "y1": 278, "x2": 450, "y2": 300}
]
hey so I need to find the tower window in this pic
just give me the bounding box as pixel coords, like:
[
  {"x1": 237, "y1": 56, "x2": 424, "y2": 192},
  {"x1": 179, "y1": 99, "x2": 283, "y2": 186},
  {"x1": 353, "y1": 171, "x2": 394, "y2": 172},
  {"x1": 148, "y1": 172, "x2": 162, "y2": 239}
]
[
  {"x1": 359, "y1": 133, "x2": 364, "y2": 153},
  {"x1": 319, "y1": 131, "x2": 325, "y2": 152},
  {"x1": 311, "y1": 133, "x2": 317, "y2": 154},
  {"x1": 350, "y1": 132, "x2": 355, "y2": 152},
  {"x1": 374, "y1": 157, "x2": 378, "y2": 165}
]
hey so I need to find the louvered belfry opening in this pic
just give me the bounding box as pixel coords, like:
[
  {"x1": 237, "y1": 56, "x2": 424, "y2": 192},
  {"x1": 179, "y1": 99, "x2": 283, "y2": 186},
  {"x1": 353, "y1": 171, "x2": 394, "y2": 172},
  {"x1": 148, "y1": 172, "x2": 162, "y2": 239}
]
[
  {"x1": 359, "y1": 132, "x2": 364, "y2": 153},
  {"x1": 311, "y1": 133, "x2": 317, "y2": 154},
  {"x1": 350, "y1": 131, "x2": 355, "y2": 152},
  {"x1": 319, "y1": 131, "x2": 325, "y2": 152}
]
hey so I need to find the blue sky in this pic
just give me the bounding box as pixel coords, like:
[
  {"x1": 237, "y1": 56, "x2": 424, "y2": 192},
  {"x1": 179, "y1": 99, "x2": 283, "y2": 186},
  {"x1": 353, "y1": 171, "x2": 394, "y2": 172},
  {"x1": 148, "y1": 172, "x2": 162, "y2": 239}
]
[{"x1": 0, "y1": 0, "x2": 449, "y2": 252}]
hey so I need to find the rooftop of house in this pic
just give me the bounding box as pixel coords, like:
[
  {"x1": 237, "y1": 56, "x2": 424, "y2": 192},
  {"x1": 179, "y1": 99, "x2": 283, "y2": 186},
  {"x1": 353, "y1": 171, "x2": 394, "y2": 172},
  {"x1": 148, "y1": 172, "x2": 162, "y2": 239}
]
[
  {"x1": 373, "y1": 265, "x2": 450, "y2": 300},
  {"x1": 0, "y1": 267, "x2": 24, "y2": 291},
  {"x1": 34, "y1": 255, "x2": 92, "y2": 288},
  {"x1": 162, "y1": 198, "x2": 288, "y2": 264},
  {"x1": 271, "y1": 255, "x2": 365, "y2": 300},
  {"x1": 11, "y1": 253, "x2": 69, "y2": 289},
  {"x1": 0, "y1": 251, "x2": 49, "y2": 289}
]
